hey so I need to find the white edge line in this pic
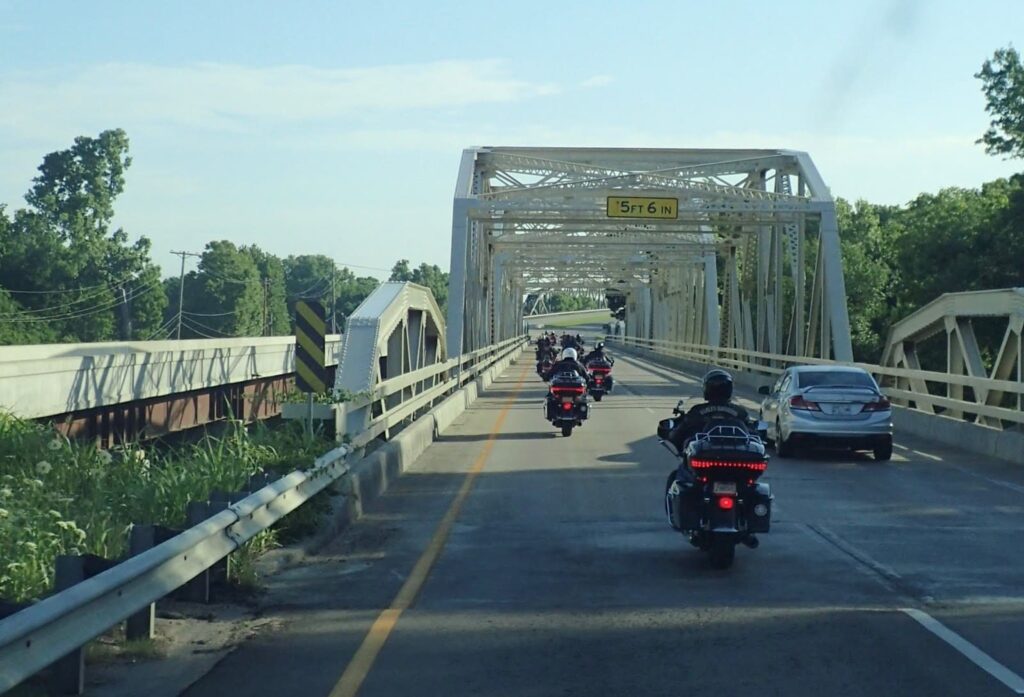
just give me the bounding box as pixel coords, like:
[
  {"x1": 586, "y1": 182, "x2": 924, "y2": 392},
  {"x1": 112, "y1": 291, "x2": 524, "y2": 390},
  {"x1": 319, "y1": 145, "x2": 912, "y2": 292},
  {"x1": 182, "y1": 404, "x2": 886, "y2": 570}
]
[{"x1": 901, "y1": 607, "x2": 1024, "y2": 694}]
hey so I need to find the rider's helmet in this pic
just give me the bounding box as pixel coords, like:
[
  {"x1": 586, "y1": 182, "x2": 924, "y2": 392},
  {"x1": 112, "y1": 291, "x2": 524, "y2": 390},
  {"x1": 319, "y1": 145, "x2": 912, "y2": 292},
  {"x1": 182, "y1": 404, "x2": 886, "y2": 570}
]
[
  {"x1": 561, "y1": 348, "x2": 578, "y2": 361},
  {"x1": 702, "y1": 369, "x2": 734, "y2": 404},
  {"x1": 596, "y1": 342, "x2": 604, "y2": 350}
]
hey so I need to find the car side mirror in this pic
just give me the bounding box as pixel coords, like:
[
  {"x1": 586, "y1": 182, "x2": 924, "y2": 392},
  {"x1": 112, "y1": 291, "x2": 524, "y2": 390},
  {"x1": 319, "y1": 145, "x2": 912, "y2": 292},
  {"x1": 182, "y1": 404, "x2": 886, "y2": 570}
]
[
  {"x1": 657, "y1": 418, "x2": 674, "y2": 440},
  {"x1": 758, "y1": 385, "x2": 771, "y2": 395}
]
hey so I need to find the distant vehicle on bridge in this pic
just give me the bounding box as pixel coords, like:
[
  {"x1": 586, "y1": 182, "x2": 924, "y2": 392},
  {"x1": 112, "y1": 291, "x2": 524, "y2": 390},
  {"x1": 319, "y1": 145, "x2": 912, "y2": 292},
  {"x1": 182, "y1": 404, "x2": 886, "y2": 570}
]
[{"x1": 758, "y1": 366, "x2": 893, "y2": 460}]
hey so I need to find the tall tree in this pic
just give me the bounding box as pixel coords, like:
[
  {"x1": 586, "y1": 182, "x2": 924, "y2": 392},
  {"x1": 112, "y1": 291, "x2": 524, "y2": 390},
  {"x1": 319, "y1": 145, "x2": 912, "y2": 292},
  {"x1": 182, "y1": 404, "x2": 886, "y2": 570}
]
[
  {"x1": 0, "y1": 130, "x2": 165, "y2": 343},
  {"x1": 243, "y1": 245, "x2": 289, "y2": 335},
  {"x1": 183, "y1": 241, "x2": 262, "y2": 337},
  {"x1": 389, "y1": 259, "x2": 413, "y2": 282},
  {"x1": 976, "y1": 46, "x2": 1024, "y2": 159}
]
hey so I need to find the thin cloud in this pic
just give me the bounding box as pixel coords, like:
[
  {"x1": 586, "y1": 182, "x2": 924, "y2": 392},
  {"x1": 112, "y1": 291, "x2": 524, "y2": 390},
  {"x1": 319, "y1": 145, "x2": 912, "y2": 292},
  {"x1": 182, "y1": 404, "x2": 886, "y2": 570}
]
[
  {"x1": 0, "y1": 60, "x2": 561, "y2": 137},
  {"x1": 580, "y1": 75, "x2": 614, "y2": 88}
]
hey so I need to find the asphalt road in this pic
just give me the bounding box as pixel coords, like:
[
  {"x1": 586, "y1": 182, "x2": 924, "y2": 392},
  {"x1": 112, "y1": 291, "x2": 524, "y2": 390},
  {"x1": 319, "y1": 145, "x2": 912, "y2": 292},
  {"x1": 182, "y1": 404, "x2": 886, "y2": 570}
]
[{"x1": 183, "y1": 348, "x2": 1024, "y2": 697}]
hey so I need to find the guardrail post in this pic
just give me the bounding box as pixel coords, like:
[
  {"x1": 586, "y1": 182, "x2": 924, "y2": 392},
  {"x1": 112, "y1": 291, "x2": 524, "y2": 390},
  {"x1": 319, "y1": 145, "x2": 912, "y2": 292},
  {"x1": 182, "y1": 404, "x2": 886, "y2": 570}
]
[
  {"x1": 52, "y1": 556, "x2": 87, "y2": 695},
  {"x1": 48, "y1": 555, "x2": 118, "y2": 693},
  {"x1": 180, "y1": 502, "x2": 212, "y2": 603},
  {"x1": 125, "y1": 525, "x2": 156, "y2": 641},
  {"x1": 208, "y1": 490, "x2": 248, "y2": 586}
]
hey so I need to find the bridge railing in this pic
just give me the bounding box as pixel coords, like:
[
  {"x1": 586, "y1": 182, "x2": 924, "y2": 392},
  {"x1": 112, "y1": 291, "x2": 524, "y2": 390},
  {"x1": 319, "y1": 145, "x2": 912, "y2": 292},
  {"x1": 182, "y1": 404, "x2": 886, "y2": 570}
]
[
  {"x1": 607, "y1": 335, "x2": 1024, "y2": 429},
  {"x1": 346, "y1": 335, "x2": 528, "y2": 448},
  {"x1": 0, "y1": 335, "x2": 528, "y2": 695}
]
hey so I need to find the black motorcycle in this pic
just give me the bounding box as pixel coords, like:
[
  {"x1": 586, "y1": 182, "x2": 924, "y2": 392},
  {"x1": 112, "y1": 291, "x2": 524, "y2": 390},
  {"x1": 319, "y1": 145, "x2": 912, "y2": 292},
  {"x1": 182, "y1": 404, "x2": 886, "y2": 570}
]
[
  {"x1": 585, "y1": 358, "x2": 614, "y2": 401},
  {"x1": 658, "y1": 402, "x2": 773, "y2": 569},
  {"x1": 546, "y1": 372, "x2": 589, "y2": 437}
]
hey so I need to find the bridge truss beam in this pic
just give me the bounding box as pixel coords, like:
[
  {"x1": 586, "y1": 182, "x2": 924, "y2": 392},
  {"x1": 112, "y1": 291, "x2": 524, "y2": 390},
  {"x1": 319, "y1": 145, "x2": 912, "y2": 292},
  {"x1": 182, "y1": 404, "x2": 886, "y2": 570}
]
[{"x1": 448, "y1": 147, "x2": 852, "y2": 361}]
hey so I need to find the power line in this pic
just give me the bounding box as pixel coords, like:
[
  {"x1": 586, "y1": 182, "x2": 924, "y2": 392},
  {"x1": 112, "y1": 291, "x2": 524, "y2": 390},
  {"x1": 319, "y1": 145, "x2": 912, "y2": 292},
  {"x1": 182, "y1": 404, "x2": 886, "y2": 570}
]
[
  {"x1": 0, "y1": 272, "x2": 143, "y2": 295},
  {"x1": 0, "y1": 279, "x2": 163, "y2": 323}
]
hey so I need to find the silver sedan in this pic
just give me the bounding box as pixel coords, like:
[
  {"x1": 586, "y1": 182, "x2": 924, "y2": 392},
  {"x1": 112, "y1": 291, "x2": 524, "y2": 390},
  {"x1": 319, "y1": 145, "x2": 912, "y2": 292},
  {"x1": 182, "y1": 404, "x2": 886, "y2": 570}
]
[{"x1": 758, "y1": 366, "x2": 894, "y2": 460}]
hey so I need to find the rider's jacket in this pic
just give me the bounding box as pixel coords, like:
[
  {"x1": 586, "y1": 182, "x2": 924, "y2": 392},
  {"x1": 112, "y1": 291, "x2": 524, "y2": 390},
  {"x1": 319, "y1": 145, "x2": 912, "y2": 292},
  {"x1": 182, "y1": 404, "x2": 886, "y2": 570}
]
[
  {"x1": 583, "y1": 349, "x2": 609, "y2": 363},
  {"x1": 669, "y1": 401, "x2": 750, "y2": 450},
  {"x1": 546, "y1": 358, "x2": 589, "y2": 380}
]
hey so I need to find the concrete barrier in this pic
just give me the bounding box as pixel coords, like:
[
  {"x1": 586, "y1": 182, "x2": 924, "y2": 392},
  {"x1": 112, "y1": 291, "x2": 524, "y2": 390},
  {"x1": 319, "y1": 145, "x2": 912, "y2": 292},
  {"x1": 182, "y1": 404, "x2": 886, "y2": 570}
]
[{"x1": 616, "y1": 342, "x2": 1024, "y2": 466}]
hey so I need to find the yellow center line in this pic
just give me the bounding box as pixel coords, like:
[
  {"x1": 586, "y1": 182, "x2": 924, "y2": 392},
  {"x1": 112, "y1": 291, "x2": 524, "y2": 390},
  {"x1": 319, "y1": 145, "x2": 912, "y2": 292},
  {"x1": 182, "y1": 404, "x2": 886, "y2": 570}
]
[{"x1": 328, "y1": 362, "x2": 530, "y2": 697}]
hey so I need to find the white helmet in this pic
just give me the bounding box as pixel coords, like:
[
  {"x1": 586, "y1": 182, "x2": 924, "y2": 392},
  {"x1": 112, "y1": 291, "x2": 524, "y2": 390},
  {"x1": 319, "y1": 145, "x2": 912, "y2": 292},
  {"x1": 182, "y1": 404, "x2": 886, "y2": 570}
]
[{"x1": 561, "y1": 348, "x2": 578, "y2": 361}]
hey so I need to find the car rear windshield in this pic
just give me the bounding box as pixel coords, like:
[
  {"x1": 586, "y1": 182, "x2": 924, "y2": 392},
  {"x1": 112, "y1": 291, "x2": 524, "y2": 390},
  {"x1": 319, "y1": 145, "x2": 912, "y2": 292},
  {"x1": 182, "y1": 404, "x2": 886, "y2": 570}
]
[{"x1": 798, "y1": 370, "x2": 875, "y2": 389}]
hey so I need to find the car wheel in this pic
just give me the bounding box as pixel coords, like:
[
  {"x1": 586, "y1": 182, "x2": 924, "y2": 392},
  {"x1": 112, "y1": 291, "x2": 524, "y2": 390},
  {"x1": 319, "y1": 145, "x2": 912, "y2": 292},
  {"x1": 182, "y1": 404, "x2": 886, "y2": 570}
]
[{"x1": 874, "y1": 437, "x2": 893, "y2": 461}]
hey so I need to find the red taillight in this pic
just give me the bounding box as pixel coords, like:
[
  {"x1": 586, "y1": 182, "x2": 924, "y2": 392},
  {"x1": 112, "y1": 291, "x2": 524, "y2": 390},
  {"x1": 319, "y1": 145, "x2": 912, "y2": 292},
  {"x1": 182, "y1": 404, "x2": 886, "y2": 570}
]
[
  {"x1": 562, "y1": 402, "x2": 572, "y2": 411},
  {"x1": 591, "y1": 367, "x2": 611, "y2": 374},
  {"x1": 551, "y1": 386, "x2": 585, "y2": 396},
  {"x1": 595, "y1": 377, "x2": 603, "y2": 384},
  {"x1": 717, "y1": 496, "x2": 735, "y2": 510},
  {"x1": 862, "y1": 397, "x2": 891, "y2": 412},
  {"x1": 690, "y1": 458, "x2": 767, "y2": 472},
  {"x1": 790, "y1": 395, "x2": 821, "y2": 411}
]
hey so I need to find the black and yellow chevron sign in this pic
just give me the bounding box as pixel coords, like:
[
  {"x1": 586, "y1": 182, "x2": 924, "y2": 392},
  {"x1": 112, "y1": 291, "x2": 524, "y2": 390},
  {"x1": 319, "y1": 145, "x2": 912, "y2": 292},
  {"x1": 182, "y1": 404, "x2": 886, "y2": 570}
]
[{"x1": 294, "y1": 300, "x2": 327, "y2": 394}]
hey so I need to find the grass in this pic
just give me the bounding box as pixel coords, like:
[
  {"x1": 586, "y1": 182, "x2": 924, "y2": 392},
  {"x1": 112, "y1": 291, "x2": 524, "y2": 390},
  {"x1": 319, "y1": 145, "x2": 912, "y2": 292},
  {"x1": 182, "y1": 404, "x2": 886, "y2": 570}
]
[
  {"x1": 0, "y1": 414, "x2": 334, "y2": 603},
  {"x1": 527, "y1": 310, "x2": 612, "y2": 329}
]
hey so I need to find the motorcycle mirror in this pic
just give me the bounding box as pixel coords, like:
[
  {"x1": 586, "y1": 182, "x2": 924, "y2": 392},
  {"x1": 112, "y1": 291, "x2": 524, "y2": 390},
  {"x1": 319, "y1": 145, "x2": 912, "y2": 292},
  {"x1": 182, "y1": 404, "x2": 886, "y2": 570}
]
[{"x1": 656, "y1": 418, "x2": 674, "y2": 440}]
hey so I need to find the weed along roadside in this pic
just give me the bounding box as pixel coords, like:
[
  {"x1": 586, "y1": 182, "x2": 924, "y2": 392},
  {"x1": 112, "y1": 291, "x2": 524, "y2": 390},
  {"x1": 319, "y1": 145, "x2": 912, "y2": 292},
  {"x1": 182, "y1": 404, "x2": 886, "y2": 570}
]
[{"x1": 0, "y1": 412, "x2": 341, "y2": 695}]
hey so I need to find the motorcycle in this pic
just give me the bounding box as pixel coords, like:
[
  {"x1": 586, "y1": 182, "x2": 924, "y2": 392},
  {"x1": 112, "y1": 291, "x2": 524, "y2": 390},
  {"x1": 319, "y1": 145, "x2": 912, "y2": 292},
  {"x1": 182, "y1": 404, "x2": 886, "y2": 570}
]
[
  {"x1": 536, "y1": 357, "x2": 554, "y2": 381},
  {"x1": 545, "y1": 372, "x2": 589, "y2": 437},
  {"x1": 658, "y1": 400, "x2": 773, "y2": 569},
  {"x1": 585, "y1": 358, "x2": 614, "y2": 401}
]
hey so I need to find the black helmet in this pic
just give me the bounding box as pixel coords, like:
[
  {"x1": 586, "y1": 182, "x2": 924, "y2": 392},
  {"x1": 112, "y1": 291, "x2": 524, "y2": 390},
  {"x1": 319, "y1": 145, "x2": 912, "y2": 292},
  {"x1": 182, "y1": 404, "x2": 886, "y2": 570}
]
[{"x1": 702, "y1": 369, "x2": 733, "y2": 404}]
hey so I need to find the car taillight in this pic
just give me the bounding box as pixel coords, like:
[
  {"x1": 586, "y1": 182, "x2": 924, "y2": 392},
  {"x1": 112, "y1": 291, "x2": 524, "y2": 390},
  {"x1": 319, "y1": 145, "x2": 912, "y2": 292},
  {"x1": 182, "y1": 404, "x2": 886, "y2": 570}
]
[
  {"x1": 862, "y1": 397, "x2": 891, "y2": 412},
  {"x1": 790, "y1": 395, "x2": 821, "y2": 411},
  {"x1": 717, "y1": 496, "x2": 735, "y2": 510}
]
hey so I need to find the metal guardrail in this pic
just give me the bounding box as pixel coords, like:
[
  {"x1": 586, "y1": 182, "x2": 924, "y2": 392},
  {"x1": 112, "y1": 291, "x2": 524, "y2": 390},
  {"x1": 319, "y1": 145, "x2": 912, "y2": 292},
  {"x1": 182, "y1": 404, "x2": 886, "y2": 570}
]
[
  {"x1": 608, "y1": 335, "x2": 1024, "y2": 429},
  {"x1": 0, "y1": 335, "x2": 527, "y2": 694},
  {"x1": 348, "y1": 335, "x2": 528, "y2": 448}
]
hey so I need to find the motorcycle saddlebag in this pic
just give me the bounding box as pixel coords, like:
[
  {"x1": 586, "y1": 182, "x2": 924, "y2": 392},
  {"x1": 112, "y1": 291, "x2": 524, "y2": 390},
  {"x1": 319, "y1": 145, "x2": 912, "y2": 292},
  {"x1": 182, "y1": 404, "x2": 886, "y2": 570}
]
[
  {"x1": 666, "y1": 479, "x2": 701, "y2": 531},
  {"x1": 745, "y1": 481, "x2": 772, "y2": 533}
]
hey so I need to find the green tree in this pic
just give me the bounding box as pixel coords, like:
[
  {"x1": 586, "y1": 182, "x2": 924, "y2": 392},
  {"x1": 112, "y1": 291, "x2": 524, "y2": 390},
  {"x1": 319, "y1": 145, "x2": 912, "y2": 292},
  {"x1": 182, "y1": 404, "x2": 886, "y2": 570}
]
[
  {"x1": 0, "y1": 130, "x2": 165, "y2": 343},
  {"x1": 836, "y1": 198, "x2": 897, "y2": 361},
  {"x1": 977, "y1": 46, "x2": 1024, "y2": 159},
  {"x1": 389, "y1": 259, "x2": 413, "y2": 282},
  {"x1": 182, "y1": 241, "x2": 262, "y2": 337},
  {"x1": 243, "y1": 245, "x2": 289, "y2": 335}
]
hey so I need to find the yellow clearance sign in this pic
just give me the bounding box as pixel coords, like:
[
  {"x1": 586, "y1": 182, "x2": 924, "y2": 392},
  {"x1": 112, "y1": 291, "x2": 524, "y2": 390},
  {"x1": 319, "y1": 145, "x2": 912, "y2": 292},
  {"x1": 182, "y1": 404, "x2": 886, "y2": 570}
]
[{"x1": 607, "y1": 196, "x2": 679, "y2": 219}]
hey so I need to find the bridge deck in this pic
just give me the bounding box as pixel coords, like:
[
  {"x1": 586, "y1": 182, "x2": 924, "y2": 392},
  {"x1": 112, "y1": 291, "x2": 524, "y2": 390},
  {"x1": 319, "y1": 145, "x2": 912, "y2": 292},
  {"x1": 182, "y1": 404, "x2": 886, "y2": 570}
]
[{"x1": 182, "y1": 352, "x2": 1024, "y2": 697}]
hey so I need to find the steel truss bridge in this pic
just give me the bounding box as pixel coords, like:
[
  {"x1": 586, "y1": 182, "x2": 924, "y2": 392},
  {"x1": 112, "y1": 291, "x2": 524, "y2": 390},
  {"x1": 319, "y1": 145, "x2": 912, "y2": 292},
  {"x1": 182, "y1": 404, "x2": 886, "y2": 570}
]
[{"x1": 447, "y1": 147, "x2": 853, "y2": 362}]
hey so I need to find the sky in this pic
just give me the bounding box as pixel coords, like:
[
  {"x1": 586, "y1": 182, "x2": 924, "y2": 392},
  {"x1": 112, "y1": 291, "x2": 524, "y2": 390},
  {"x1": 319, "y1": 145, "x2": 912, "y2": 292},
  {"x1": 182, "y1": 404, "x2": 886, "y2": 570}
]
[{"x1": 1, "y1": 0, "x2": 1022, "y2": 280}]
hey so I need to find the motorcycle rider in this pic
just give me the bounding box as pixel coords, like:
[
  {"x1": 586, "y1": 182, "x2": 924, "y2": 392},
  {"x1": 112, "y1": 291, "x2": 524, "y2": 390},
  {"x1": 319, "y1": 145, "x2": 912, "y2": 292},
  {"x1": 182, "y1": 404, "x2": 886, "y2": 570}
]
[
  {"x1": 583, "y1": 341, "x2": 613, "y2": 365},
  {"x1": 667, "y1": 370, "x2": 751, "y2": 485},
  {"x1": 669, "y1": 369, "x2": 750, "y2": 446},
  {"x1": 546, "y1": 347, "x2": 589, "y2": 380}
]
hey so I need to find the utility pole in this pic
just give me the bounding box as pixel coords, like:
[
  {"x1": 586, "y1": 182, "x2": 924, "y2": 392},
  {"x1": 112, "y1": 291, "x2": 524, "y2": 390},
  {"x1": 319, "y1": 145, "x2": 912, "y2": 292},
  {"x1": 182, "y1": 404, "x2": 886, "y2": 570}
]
[
  {"x1": 117, "y1": 285, "x2": 132, "y2": 340},
  {"x1": 262, "y1": 278, "x2": 270, "y2": 336},
  {"x1": 330, "y1": 265, "x2": 337, "y2": 333},
  {"x1": 170, "y1": 250, "x2": 201, "y2": 340}
]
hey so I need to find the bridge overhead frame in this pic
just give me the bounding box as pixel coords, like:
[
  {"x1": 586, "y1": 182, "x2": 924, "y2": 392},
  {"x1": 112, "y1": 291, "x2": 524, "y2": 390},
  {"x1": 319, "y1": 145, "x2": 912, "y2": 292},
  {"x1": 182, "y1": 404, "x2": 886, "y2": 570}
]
[{"x1": 447, "y1": 147, "x2": 852, "y2": 361}]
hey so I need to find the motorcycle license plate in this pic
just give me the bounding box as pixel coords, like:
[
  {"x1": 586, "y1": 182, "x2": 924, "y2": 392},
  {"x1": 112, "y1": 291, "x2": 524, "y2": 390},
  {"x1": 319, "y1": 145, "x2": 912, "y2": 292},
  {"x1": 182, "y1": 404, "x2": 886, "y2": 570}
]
[
  {"x1": 712, "y1": 481, "x2": 737, "y2": 495},
  {"x1": 561, "y1": 397, "x2": 574, "y2": 404}
]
